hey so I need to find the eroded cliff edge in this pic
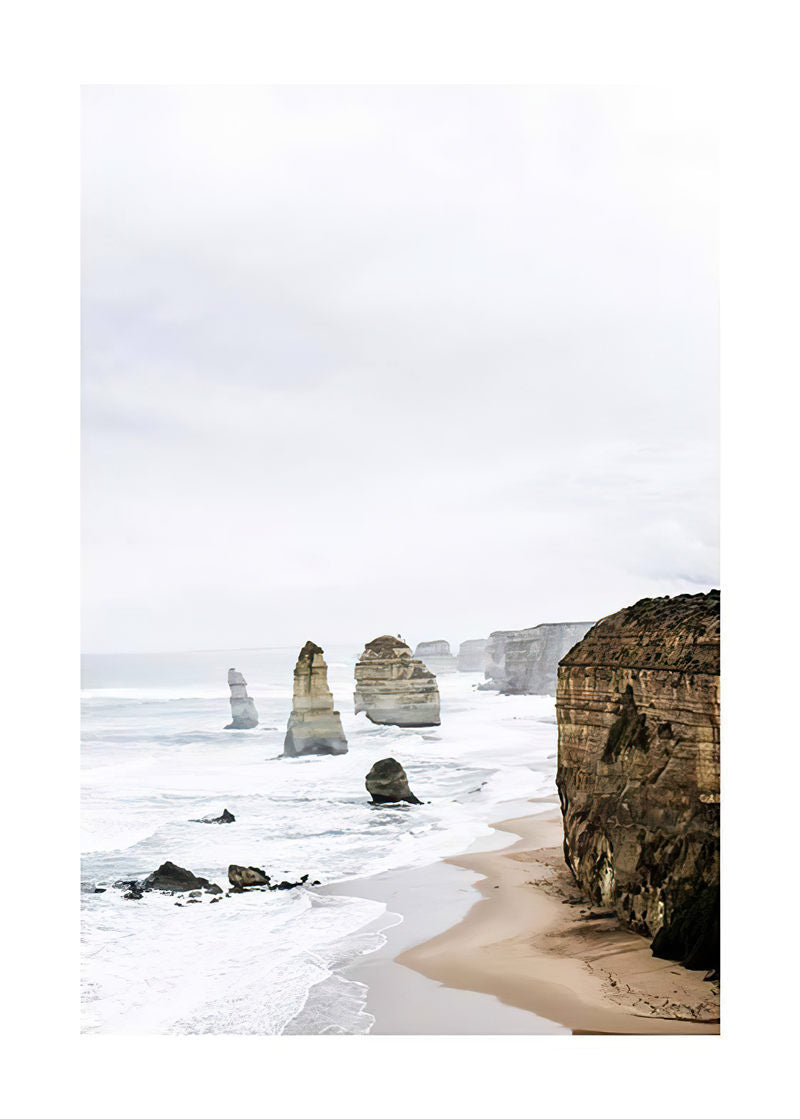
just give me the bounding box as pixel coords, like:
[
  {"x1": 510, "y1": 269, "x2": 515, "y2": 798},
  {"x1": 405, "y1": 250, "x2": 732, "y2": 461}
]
[
  {"x1": 485, "y1": 621, "x2": 594, "y2": 694},
  {"x1": 555, "y1": 591, "x2": 720, "y2": 970}
]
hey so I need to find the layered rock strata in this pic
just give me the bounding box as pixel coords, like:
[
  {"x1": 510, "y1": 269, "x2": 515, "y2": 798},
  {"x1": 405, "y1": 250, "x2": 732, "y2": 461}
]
[
  {"x1": 354, "y1": 635, "x2": 440, "y2": 727},
  {"x1": 225, "y1": 668, "x2": 259, "y2": 729},
  {"x1": 485, "y1": 621, "x2": 595, "y2": 695},
  {"x1": 555, "y1": 591, "x2": 720, "y2": 970},
  {"x1": 456, "y1": 638, "x2": 488, "y2": 673},
  {"x1": 283, "y1": 641, "x2": 348, "y2": 756},
  {"x1": 413, "y1": 640, "x2": 458, "y2": 674},
  {"x1": 365, "y1": 757, "x2": 421, "y2": 805}
]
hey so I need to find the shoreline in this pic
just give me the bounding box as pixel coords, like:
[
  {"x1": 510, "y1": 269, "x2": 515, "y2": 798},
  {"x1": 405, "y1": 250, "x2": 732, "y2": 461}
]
[
  {"x1": 324, "y1": 824, "x2": 569, "y2": 1034},
  {"x1": 397, "y1": 807, "x2": 720, "y2": 1036}
]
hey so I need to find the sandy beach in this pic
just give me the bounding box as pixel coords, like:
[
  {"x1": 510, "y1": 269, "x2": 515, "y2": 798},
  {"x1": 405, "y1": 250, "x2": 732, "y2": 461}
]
[{"x1": 333, "y1": 802, "x2": 719, "y2": 1035}]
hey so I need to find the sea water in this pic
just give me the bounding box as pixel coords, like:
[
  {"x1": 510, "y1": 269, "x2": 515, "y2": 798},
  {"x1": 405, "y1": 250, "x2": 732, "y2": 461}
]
[{"x1": 81, "y1": 646, "x2": 560, "y2": 1034}]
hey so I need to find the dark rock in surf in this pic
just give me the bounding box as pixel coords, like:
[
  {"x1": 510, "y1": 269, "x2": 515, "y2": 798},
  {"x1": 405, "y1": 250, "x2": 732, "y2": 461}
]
[
  {"x1": 228, "y1": 864, "x2": 270, "y2": 888},
  {"x1": 142, "y1": 861, "x2": 213, "y2": 893},
  {"x1": 365, "y1": 757, "x2": 422, "y2": 805},
  {"x1": 194, "y1": 808, "x2": 236, "y2": 824}
]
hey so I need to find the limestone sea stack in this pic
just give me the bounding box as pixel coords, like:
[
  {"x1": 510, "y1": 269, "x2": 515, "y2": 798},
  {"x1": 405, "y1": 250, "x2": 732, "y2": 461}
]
[
  {"x1": 484, "y1": 621, "x2": 594, "y2": 695},
  {"x1": 225, "y1": 668, "x2": 259, "y2": 729},
  {"x1": 365, "y1": 757, "x2": 421, "y2": 805},
  {"x1": 413, "y1": 639, "x2": 458, "y2": 674},
  {"x1": 456, "y1": 638, "x2": 488, "y2": 672},
  {"x1": 354, "y1": 635, "x2": 440, "y2": 727},
  {"x1": 556, "y1": 591, "x2": 720, "y2": 970},
  {"x1": 283, "y1": 641, "x2": 348, "y2": 756}
]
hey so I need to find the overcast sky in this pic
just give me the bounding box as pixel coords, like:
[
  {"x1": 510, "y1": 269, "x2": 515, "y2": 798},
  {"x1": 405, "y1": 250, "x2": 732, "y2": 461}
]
[{"x1": 82, "y1": 86, "x2": 718, "y2": 655}]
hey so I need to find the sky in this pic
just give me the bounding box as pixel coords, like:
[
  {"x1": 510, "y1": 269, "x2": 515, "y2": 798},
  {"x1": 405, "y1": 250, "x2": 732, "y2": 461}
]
[{"x1": 82, "y1": 86, "x2": 718, "y2": 655}]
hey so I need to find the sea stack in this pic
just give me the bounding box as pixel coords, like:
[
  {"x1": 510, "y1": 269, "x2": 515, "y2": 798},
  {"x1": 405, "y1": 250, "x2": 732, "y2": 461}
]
[
  {"x1": 283, "y1": 641, "x2": 348, "y2": 756},
  {"x1": 413, "y1": 640, "x2": 458, "y2": 674},
  {"x1": 555, "y1": 591, "x2": 720, "y2": 970},
  {"x1": 225, "y1": 668, "x2": 259, "y2": 729},
  {"x1": 456, "y1": 638, "x2": 488, "y2": 672},
  {"x1": 484, "y1": 621, "x2": 594, "y2": 695},
  {"x1": 354, "y1": 635, "x2": 440, "y2": 727},
  {"x1": 365, "y1": 758, "x2": 421, "y2": 805}
]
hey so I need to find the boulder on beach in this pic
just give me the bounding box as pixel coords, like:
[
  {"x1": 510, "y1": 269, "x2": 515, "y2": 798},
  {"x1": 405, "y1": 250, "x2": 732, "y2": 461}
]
[
  {"x1": 354, "y1": 636, "x2": 440, "y2": 727},
  {"x1": 283, "y1": 641, "x2": 348, "y2": 756},
  {"x1": 225, "y1": 668, "x2": 259, "y2": 729},
  {"x1": 142, "y1": 861, "x2": 213, "y2": 893},
  {"x1": 365, "y1": 757, "x2": 422, "y2": 805}
]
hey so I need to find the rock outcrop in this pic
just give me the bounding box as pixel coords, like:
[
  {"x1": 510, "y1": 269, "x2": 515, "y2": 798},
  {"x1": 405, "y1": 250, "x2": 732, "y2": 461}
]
[
  {"x1": 456, "y1": 638, "x2": 488, "y2": 672},
  {"x1": 354, "y1": 635, "x2": 440, "y2": 727},
  {"x1": 228, "y1": 865, "x2": 270, "y2": 888},
  {"x1": 225, "y1": 668, "x2": 259, "y2": 729},
  {"x1": 283, "y1": 641, "x2": 348, "y2": 756},
  {"x1": 484, "y1": 621, "x2": 595, "y2": 695},
  {"x1": 194, "y1": 808, "x2": 235, "y2": 824},
  {"x1": 555, "y1": 591, "x2": 720, "y2": 970},
  {"x1": 413, "y1": 640, "x2": 458, "y2": 674},
  {"x1": 228, "y1": 865, "x2": 314, "y2": 891},
  {"x1": 365, "y1": 758, "x2": 421, "y2": 804},
  {"x1": 141, "y1": 861, "x2": 214, "y2": 893}
]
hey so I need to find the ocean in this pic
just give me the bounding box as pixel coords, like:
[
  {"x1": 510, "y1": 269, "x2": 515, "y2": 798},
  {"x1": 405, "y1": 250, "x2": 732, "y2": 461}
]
[{"x1": 81, "y1": 646, "x2": 560, "y2": 1034}]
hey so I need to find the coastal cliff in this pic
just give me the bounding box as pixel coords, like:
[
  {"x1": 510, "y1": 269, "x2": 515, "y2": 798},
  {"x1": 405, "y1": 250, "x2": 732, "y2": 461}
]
[
  {"x1": 354, "y1": 635, "x2": 441, "y2": 727},
  {"x1": 555, "y1": 591, "x2": 720, "y2": 970},
  {"x1": 225, "y1": 668, "x2": 258, "y2": 729},
  {"x1": 456, "y1": 638, "x2": 488, "y2": 672},
  {"x1": 485, "y1": 622, "x2": 594, "y2": 695},
  {"x1": 413, "y1": 640, "x2": 458, "y2": 674},
  {"x1": 283, "y1": 641, "x2": 348, "y2": 756}
]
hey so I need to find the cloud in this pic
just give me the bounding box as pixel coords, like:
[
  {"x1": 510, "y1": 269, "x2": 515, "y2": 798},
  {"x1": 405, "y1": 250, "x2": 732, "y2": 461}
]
[{"x1": 82, "y1": 86, "x2": 718, "y2": 653}]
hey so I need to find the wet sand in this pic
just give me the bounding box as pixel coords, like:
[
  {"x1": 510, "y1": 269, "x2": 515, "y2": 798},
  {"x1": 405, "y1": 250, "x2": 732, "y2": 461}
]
[
  {"x1": 399, "y1": 808, "x2": 720, "y2": 1035},
  {"x1": 328, "y1": 804, "x2": 719, "y2": 1035}
]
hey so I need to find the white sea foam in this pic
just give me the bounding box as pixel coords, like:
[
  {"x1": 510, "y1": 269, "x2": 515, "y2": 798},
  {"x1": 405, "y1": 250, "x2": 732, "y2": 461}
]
[{"x1": 81, "y1": 648, "x2": 559, "y2": 1034}]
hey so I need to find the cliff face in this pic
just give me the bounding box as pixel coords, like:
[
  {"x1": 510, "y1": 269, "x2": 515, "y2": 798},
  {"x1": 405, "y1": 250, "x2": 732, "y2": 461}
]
[
  {"x1": 485, "y1": 622, "x2": 595, "y2": 695},
  {"x1": 283, "y1": 641, "x2": 348, "y2": 756},
  {"x1": 413, "y1": 640, "x2": 458, "y2": 674},
  {"x1": 555, "y1": 591, "x2": 720, "y2": 970},
  {"x1": 354, "y1": 635, "x2": 440, "y2": 727},
  {"x1": 225, "y1": 668, "x2": 259, "y2": 729},
  {"x1": 456, "y1": 638, "x2": 488, "y2": 672}
]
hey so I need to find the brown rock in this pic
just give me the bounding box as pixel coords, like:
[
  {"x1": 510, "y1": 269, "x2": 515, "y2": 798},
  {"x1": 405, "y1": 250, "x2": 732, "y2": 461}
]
[
  {"x1": 365, "y1": 757, "x2": 422, "y2": 805},
  {"x1": 354, "y1": 636, "x2": 440, "y2": 727},
  {"x1": 283, "y1": 641, "x2": 348, "y2": 756},
  {"x1": 555, "y1": 591, "x2": 720, "y2": 970},
  {"x1": 228, "y1": 865, "x2": 270, "y2": 888}
]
